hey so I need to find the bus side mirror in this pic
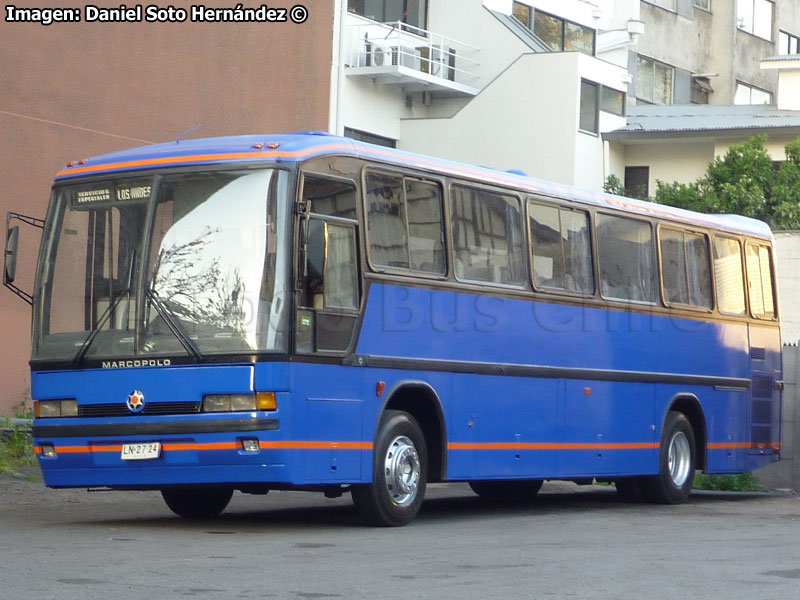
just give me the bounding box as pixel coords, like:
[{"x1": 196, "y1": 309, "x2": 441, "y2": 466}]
[
  {"x1": 3, "y1": 211, "x2": 45, "y2": 306},
  {"x1": 4, "y1": 225, "x2": 19, "y2": 284}
]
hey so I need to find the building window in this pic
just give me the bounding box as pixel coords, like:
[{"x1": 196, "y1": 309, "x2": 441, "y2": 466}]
[
  {"x1": 737, "y1": 0, "x2": 773, "y2": 41},
  {"x1": 779, "y1": 30, "x2": 800, "y2": 54},
  {"x1": 624, "y1": 166, "x2": 649, "y2": 198},
  {"x1": 646, "y1": 0, "x2": 677, "y2": 11},
  {"x1": 580, "y1": 80, "x2": 598, "y2": 134},
  {"x1": 636, "y1": 55, "x2": 674, "y2": 104},
  {"x1": 600, "y1": 87, "x2": 625, "y2": 116},
  {"x1": 734, "y1": 82, "x2": 772, "y2": 105},
  {"x1": 344, "y1": 127, "x2": 396, "y2": 148},
  {"x1": 691, "y1": 76, "x2": 713, "y2": 104},
  {"x1": 579, "y1": 82, "x2": 625, "y2": 134},
  {"x1": 694, "y1": 0, "x2": 711, "y2": 11},
  {"x1": 347, "y1": 0, "x2": 428, "y2": 31},
  {"x1": 512, "y1": 3, "x2": 595, "y2": 56}
]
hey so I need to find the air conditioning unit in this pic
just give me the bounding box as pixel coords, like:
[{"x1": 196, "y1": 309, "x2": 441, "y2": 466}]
[
  {"x1": 360, "y1": 37, "x2": 392, "y2": 67},
  {"x1": 419, "y1": 45, "x2": 456, "y2": 81},
  {"x1": 391, "y1": 45, "x2": 421, "y2": 70}
]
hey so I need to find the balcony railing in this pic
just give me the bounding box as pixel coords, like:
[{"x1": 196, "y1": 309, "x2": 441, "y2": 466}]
[{"x1": 346, "y1": 21, "x2": 480, "y2": 97}]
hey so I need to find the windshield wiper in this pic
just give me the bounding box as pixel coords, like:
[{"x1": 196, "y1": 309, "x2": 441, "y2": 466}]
[
  {"x1": 144, "y1": 287, "x2": 203, "y2": 361},
  {"x1": 72, "y1": 251, "x2": 136, "y2": 367}
]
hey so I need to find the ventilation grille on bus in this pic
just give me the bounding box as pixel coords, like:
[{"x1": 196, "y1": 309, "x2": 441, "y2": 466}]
[
  {"x1": 750, "y1": 347, "x2": 766, "y2": 360},
  {"x1": 78, "y1": 402, "x2": 202, "y2": 417}
]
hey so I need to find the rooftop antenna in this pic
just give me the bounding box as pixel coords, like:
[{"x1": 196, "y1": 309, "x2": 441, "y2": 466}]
[{"x1": 175, "y1": 124, "x2": 202, "y2": 144}]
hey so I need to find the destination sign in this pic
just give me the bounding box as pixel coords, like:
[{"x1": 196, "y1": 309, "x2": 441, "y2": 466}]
[
  {"x1": 116, "y1": 185, "x2": 152, "y2": 201},
  {"x1": 74, "y1": 184, "x2": 151, "y2": 205},
  {"x1": 76, "y1": 188, "x2": 111, "y2": 204}
]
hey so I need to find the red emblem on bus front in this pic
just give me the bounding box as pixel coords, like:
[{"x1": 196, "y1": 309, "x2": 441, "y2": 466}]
[{"x1": 127, "y1": 390, "x2": 145, "y2": 413}]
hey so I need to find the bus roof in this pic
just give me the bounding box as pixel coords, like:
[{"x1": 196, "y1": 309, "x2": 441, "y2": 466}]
[{"x1": 55, "y1": 131, "x2": 773, "y2": 240}]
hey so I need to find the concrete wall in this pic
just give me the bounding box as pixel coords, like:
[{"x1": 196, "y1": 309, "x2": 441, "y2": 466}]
[
  {"x1": 775, "y1": 232, "x2": 800, "y2": 346},
  {"x1": 401, "y1": 51, "x2": 627, "y2": 189},
  {"x1": 0, "y1": 3, "x2": 335, "y2": 416},
  {"x1": 609, "y1": 139, "x2": 714, "y2": 193},
  {"x1": 756, "y1": 345, "x2": 799, "y2": 491}
]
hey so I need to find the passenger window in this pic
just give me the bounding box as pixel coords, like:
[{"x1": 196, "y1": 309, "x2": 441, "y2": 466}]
[
  {"x1": 365, "y1": 170, "x2": 445, "y2": 275},
  {"x1": 451, "y1": 186, "x2": 525, "y2": 286},
  {"x1": 746, "y1": 243, "x2": 776, "y2": 318},
  {"x1": 660, "y1": 228, "x2": 712, "y2": 308},
  {"x1": 713, "y1": 237, "x2": 746, "y2": 316},
  {"x1": 529, "y1": 201, "x2": 594, "y2": 294},
  {"x1": 596, "y1": 214, "x2": 658, "y2": 303}
]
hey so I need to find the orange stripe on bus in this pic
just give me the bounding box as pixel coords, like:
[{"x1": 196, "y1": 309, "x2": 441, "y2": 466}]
[
  {"x1": 708, "y1": 442, "x2": 781, "y2": 450},
  {"x1": 259, "y1": 441, "x2": 373, "y2": 451},
  {"x1": 40, "y1": 441, "x2": 373, "y2": 454},
  {"x1": 448, "y1": 442, "x2": 659, "y2": 451},
  {"x1": 55, "y1": 143, "x2": 356, "y2": 177}
]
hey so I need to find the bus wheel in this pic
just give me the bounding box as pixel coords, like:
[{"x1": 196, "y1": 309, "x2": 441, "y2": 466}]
[
  {"x1": 469, "y1": 479, "x2": 543, "y2": 503},
  {"x1": 642, "y1": 411, "x2": 696, "y2": 504},
  {"x1": 161, "y1": 486, "x2": 234, "y2": 519},
  {"x1": 351, "y1": 410, "x2": 427, "y2": 527}
]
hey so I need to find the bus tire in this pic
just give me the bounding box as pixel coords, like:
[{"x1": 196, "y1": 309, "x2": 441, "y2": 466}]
[
  {"x1": 642, "y1": 411, "x2": 696, "y2": 504},
  {"x1": 161, "y1": 486, "x2": 234, "y2": 519},
  {"x1": 351, "y1": 410, "x2": 427, "y2": 527},
  {"x1": 469, "y1": 479, "x2": 543, "y2": 502}
]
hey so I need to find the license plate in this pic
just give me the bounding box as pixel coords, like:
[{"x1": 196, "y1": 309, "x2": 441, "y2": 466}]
[{"x1": 121, "y1": 442, "x2": 161, "y2": 460}]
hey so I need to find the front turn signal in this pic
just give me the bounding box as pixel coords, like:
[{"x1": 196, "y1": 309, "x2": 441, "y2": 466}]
[{"x1": 256, "y1": 392, "x2": 277, "y2": 411}]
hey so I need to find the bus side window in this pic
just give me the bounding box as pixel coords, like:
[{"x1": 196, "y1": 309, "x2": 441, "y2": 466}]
[
  {"x1": 745, "y1": 242, "x2": 776, "y2": 319},
  {"x1": 296, "y1": 174, "x2": 360, "y2": 354},
  {"x1": 596, "y1": 214, "x2": 658, "y2": 304},
  {"x1": 713, "y1": 236, "x2": 746, "y2": 316}
]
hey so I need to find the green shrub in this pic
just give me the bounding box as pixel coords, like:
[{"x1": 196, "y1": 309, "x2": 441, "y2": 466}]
[
  {"x1": 693, "y1": 472, "x2": 762, "y2": 492},
  {"x1": 0, "y1": 421, "x2": 35, "y2": 475}
]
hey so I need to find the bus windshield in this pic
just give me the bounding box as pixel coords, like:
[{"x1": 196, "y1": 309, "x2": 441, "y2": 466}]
[{"x1": 33, "y1": 168, "x2": 289, "y2": 363}]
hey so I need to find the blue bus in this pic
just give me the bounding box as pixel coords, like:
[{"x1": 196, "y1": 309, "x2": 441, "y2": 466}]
[{"x1": 5, "y1": 132, "x2": 782, "y2": 526}]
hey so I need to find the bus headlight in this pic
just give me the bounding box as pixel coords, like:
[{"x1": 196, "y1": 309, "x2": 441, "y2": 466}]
[
  {"x1": 35, "y1": 399, "x2": 78, "y2": 418},
  {"x1": 202, "y1": 393, "x2": 277, "y2": 413}
]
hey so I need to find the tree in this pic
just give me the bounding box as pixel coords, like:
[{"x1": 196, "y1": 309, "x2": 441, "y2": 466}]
[{"x1": 606, "y1": 135, "x2": 800, "y2": 230}]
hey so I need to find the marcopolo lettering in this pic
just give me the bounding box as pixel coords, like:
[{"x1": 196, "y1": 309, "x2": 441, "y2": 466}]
[{"x1": 102, "y1": 359, "x2": 172, "y2": 368}]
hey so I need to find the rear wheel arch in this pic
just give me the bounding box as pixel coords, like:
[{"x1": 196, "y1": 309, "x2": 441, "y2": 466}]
[
  {"x1": 378, "y1": 381, "x2": 447, "y2": 483},
  {"x1": 663, "y1": 394, "x2": 707, "y2": 471}
]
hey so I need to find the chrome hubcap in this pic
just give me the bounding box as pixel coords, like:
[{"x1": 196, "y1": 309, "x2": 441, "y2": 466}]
[
  {"x1": 668, "y1": 431, "x2": 691, "y2": 487},
  {"x1": 384, "y1": 435, "x2": 420, "y2": 506}
]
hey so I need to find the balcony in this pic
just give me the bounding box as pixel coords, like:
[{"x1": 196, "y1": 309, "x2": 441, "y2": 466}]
[{"x1": 346, "y1": 21, "x2": 480, "y2": 97}]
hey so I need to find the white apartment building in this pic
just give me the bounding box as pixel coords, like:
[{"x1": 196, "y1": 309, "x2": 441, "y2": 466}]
[{"x1": 334, "y1": 0, "x2": 632, "y2": 190}]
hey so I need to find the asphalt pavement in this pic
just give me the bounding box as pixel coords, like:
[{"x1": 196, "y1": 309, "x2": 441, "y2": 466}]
[{"x1": 1, "y1": 473, "x2": 799, "y2": 600}]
